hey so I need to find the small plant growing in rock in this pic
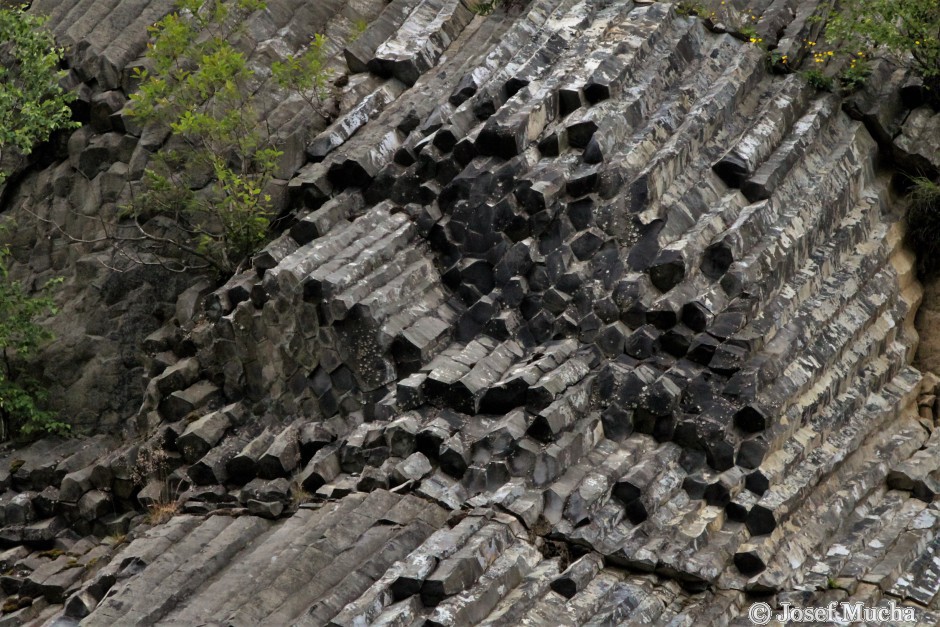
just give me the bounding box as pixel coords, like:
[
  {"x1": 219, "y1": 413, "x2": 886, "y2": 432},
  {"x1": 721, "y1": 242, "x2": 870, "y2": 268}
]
[
  {"x1": 349, "y1": 18, "x2": 368, "y2": 42},
  {"x1": 289, "y1": 480, "x2": 312, "y2": 506},
  {"x1": 912, "y1": 176, "x2": 940, "y2": 205},
  {"x1": 145, "y1": 500, "x2": 181, "y2": 525},
  {"x1": 272, "y1": 33, "x2": 333, "y2": 122},
  {"x1": 675, "y1": 2, "x2": 706, "y2": 17},
  {"x1": 764, "y1": 49, "x2": 791, "y2": 74},
  {"x1": 825, "y1": 0, "x2": 940, "y2": 97},
  {"x1": 132, "y1": 445, "x2": 183, "y2": 523},
  {"x1": 740, "y1": 26, "x2": 761, "y2": 45},
  {"x1": 906, "y1": 176, "x2": 940, "y2": 275},
  {"x1": 104, "y1": 533, "x2": 127, "y2": 547},
  {"x1": 804, "y1": 68, "x2": 835, "y2": 91},
  {"x1": 838, "y1": 56, "x2": 873, "y2": 93},
  {"x1": 131, "y1": 445, "x2": 167, "y2": 482},
  {"x1": 0, "y1": 5, "x2": 78, "y2": 185},
  {"x1": 37, "y1": 548, "x2": 65, "y2": 559},
  {"x1": 471, "y1": 0, "x2": 500, "y2": 16}
]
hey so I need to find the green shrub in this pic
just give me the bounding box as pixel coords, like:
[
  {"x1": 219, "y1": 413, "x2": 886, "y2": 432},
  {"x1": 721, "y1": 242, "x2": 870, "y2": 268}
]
[
  {"x1": 838, "y1": 58, "x2": 873, "y2": 93},
  {"x1": 0, "y1": 5, "x2": 78, "y2": 184},
  {"x1": 472, "y1": 0, "x2": 500, "y2": 16},
  {"x1": 272, "y1": 33, "x2": 332, "y2": 122},
  {"x1": 675, "y1": 2, "x2": 705, "y2": 17},
  {"x1": 125, "y1": 0, "x2": 337, "y2": 274},
  {"x1": 349, "y1": 19, "x2": 368, "y2": 42},
  {"x1": 765, "y1": 49, "x2": 790, "y2": 74},
  {"x1": 125, "y1": 0, "x2": 285, "y2": 275},
  {"x1": 0, "y1": 246, "x2": 67, "y2": 439},
  {"x1": 740, "y1": 26, "x2": 760, "y2": 45},
  {"x1": 826, "y1": 0, "x2": 939, "y2": 93},
  {"x1": 804, "y1": 69, "x2": 835, "y2": 91},
  {"x1": 907, "y1": 176, "x2": 940, "y2": 275},
  {"x1": 0, "y1": 7, "x2": 67, "y2": 437}
]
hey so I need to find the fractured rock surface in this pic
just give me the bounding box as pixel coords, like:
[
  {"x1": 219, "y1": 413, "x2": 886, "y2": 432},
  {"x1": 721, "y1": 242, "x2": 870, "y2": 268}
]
[{"x1": 1, "y1": 0, "x2": 940, "y2": 624}]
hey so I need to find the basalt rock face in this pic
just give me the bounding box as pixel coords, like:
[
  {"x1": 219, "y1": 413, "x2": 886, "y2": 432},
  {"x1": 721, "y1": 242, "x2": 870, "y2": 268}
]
[
  {"x1": 0, "y1": 0, "x2": 371, "y2": 433},
  {"x1": 2, "y1": 0, "x2": 940, "y2": 624}
]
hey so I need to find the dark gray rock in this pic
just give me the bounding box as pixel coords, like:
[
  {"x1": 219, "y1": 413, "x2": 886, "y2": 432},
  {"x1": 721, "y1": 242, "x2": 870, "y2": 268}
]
[
  {"x1": 176, "y1": 405, "x2": 234, "y2": 463},
  {"x1": 246, "y1": 499, "x2": 284, "y2": 519},
  {"x1": 298, "y1": 443, "x2": 342, "y2": 492},
  {"x1": 227, "y1": 429, "x2": 275, "y2": 485},
  {"x1": 159, "y1": 382, "x2": 222, "y2": 424},
  {"x1": 550, "y1": 553, "x2": 603, "y2": 599},
  {"x1": 393, "y1": 452, "x2": 433, "y2": 484},
  {"x1": 78, "y1": 490, "x2": 111, "y2": 521},
  {"x1": 257, "y1": 426, "x2": 301, "y2": 479}
]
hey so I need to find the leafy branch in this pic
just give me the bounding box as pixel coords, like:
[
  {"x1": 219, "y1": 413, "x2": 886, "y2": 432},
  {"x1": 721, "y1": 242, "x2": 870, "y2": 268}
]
[
  {"x1": 272, "y1": 33, "x2": 332, "y2": 122},
  {"x1": 825, "y1": 0, "x2": 939, "y2": 90},
  {"x1": 0, "y1": 241, "x2": 67, "y2": 439},
  {"x1": 123, "y1": 0, "x2": 284, "y2": 276},
  {"x1": 0, "y1": 5, "x2": 78, "y2": 184}
]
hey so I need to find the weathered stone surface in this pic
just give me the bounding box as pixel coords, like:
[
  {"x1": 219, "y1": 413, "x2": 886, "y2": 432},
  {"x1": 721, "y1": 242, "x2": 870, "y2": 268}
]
[
  {"x1": 216, "y1": 440, "x2": 258, "y2": 487},
  {"x1": 257, "y1": 425, "x2": 301, "y2": 479},
  {"x1": 59, "y1": 466, "x2": 95, "y2": 505},
  {"x1": 393, "y1": 452, "x2": 433, "y2": 485},
  {"x1": 159, "y1": 381, "x2": 222, "y2": 423},
  {"x1": 176, "y1": 406, "x2": 235, "y2": 463},
  {"x1": 1, "y1": 0, "x2": 934, "y2": 622},
  {"x1": 298, "y1": 443, "x2": 342, "y2": 492},
  {"x1": 78, "y1": 490, "x2": 111, "y2": 521}
]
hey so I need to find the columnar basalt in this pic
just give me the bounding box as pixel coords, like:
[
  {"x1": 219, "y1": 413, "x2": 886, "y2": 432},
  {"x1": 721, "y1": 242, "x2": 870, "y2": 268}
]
[{"x1": 1, "y1": 0, "x2": 939, "y2": 624}]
